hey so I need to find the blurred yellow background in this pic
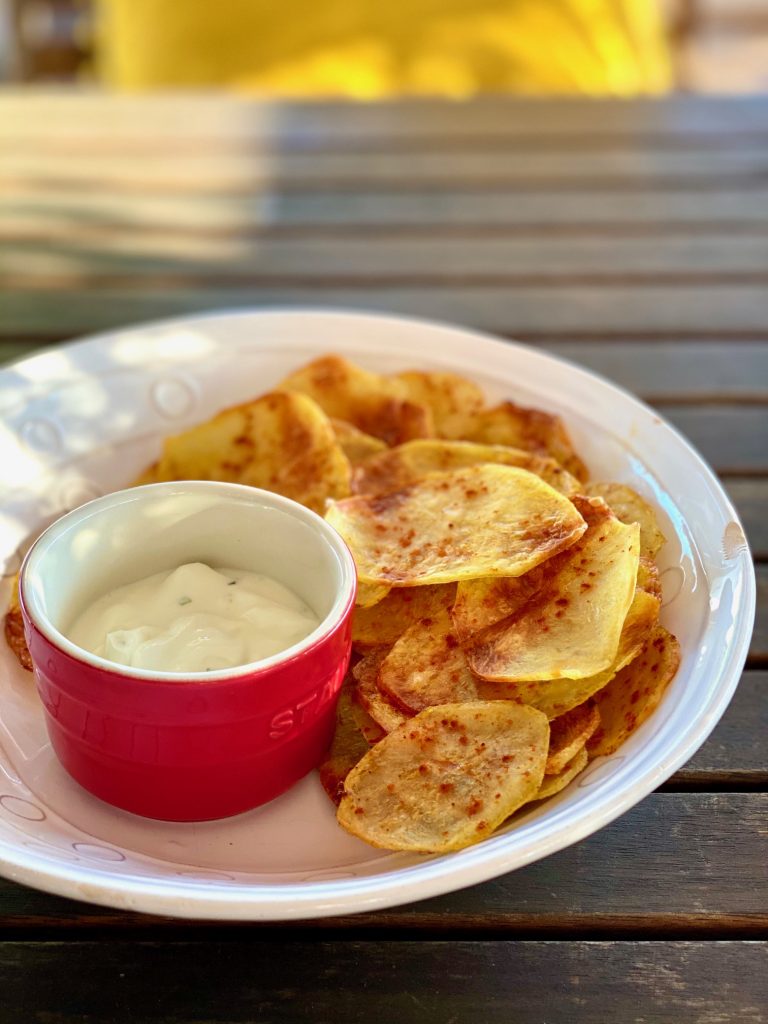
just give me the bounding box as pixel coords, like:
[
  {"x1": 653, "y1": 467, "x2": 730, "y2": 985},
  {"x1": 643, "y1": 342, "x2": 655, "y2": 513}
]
[{"x1": 93, "y1": 0, "x2": 672, "y2": 96}]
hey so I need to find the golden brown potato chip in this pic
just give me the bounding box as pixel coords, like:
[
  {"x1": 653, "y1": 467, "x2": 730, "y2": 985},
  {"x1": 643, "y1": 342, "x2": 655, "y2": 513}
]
[
  {"x1": 377, "y1": 609, "x2": 479, "y2": 714},
  {"x1": 319, "y1": 678, "x2": 378, "y2": 805},
  {"x1": 455, "y1": 400, "x2": 587, "y2": 481},
  {"x1": 451, "y1": 555, "x2": 571, "y2": 642},
  {"x1": 584, "y1": 482, "x2": 666, "y2": 558},
  {"x1": 330, "y1": 419, "x2": 387, "y2": 464},
  {"x1": 352, "y1": 649, "x2": 411, "y2": 733},
  {"x1": 4, "y1": 576, "x2": 31, "y2": 672},
  {"x1": 637, "y1": 556, "x2": 662, "y2": 602},
  {"x1": 278, "y1": 355, "x2": 434, "y2": 446},
  {"x1": 326, "y1": 465, "x2": 587, "y2": 587},
  {"x1": 337, "y1": 701, "x2": 549, "y2": 853},
  {"x1": 452, "y1": 502, "x2": 651, "y2": 647},
  {"x1": 392, "y1": 370, "x2": 486, "y2": 439},
  {"x1": 153, "y1": 391, "x2": 351, "y2": 515},
  {"x1": 535, "y1": 748, "x2": 588, "y2": 800},
  {"x1": 467, "y1": 498, "x2": 639, "y2": 683},
  {"x1": 351, "y1": 440, "x2": 580, "y2": 498},
  {"x1": 475, "y1": 586, "x2": 661, "y2": 718},
  {"x1": 356, "y1": 581, "x2": 392, "y2": 608},
  {"x1": 545, "y1": 701, "x2": 600, "y2": 775},
  {"x1": 349, "y1": 694, "x2": 386, "y2": 746},
  {"x1": 352, "y1": 583, "x2": 456, "y2": 648},
  {"x1": 587, "y1": 625, "x2": 681, "y2": 758}
]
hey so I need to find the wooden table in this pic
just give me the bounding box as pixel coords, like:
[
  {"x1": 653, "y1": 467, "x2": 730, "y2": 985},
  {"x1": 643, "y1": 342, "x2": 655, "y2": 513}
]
[{"x1": 1, "y1": 91, "x2": 766, "y2": 1023}]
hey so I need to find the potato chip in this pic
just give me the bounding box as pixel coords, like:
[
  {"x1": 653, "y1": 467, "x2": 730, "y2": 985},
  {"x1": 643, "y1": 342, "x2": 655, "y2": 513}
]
[
  {"x1": 584, "y1": 482, "x2": 666, "y2": 558},
  {"x1": 455, "y1": 401, "x2": 587, "y2": 481},
  {"x1": 454, "y1": 519, "x2": 636, "y2": 645},
  {"x1": 475, "y1": 586, "x2": 661, "y2": 718},
  {"x1": 278, "y1": 355, "x2": 434, "y2": 446},
  {"x1": 326, "y1": 465, "x2": 587, "y2": 587},
  {"x1": 349, "y1": 693, "x2": 386, "y2": 746},
  {"x1": 352, "y1": 583, "x2": 456, "y2": 648},
  {"x1": 467, "y1": 498, "x2": 639, "y2": 682},
  {"x1": 535, "y1": 748, "x2": 588, "y2": 800},
  {"x1": 352, "y1": 440, "x2": 580, "y2": 498},
  {"x1": 587, "y1": 625, "x2": 681, "y2": 758},
  {"x1": 337, "y1": 701, "x2": 549, "y2": 853},
  {"x1": 451, "y1": 556, "x2": 570, "y2": 642},
  {"x1": 356, "y1": 581, "x2": 392, "y2": 608},
  {"x1": 319, "y1": 678, "x2": 378, "y2": 805},
  {"x1": 330, "y1": 419, "x2": 387, "y2": 464},
  {"x1": 637, "y1": 555, "x2": 662, "y2": 602},
  {"x1": 545, "y1": 701, "x2": 600, "y2": 775},
  {"x1": 153, "y1": 391, "x2": 351, "y2": 515},
  {"x1": 392, "y1": 370, "x2": 486, "y2": 439},
  {"x1": 352, "y1": 649, "x2": 411, "y2": 733},
  {"x1": 377, "y1": 609, "x2": 479, "y2": 714},
  {"x1": 4, "y1": 577, "x2": 31, "y2": 672}
]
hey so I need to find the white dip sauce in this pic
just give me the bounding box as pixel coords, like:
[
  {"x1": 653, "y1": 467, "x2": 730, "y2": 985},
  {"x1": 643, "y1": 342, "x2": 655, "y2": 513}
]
[{"x1": 68, "y1": 562, "x2": 320, "y2": 673}]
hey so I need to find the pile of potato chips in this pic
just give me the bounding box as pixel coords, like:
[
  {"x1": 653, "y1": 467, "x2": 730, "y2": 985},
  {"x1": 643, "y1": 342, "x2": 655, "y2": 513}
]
[{"x1": 5, "y1": 353, "x2": 679, "y2": 854}]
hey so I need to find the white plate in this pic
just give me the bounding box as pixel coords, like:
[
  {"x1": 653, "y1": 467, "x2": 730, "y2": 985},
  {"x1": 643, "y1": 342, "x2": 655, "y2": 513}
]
[{"x1": 0, "y1": 310, "x2": 755, "y2": 920}]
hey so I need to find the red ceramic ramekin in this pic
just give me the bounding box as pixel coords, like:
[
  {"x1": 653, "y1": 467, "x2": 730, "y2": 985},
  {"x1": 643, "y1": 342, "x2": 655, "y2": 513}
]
[{"x1": 19, "y1": 481, "x2": 357, "y2": 821}]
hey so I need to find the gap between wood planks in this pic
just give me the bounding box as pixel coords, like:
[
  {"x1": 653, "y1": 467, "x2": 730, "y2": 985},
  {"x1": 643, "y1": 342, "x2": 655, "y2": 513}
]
[{"x1": 0, "y1": 920, "x2": 766, "y2": 942}]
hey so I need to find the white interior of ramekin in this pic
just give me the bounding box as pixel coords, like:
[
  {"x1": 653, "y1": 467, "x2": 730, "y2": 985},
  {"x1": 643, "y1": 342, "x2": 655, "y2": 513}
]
[{"x1": 20, "y1": 481, "x2": 357, "y2": 681}]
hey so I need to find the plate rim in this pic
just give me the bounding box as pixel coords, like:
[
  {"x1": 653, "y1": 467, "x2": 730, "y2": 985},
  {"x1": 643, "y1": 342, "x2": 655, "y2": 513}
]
[{"x1": 0, "y1": 306, "x2": 756, "y2": 920}]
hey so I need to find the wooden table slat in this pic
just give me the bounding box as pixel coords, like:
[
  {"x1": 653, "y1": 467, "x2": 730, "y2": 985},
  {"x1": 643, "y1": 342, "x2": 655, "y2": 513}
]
[
  {"x1": 5, "y1": 91, "x2": 768, "y2": 140},
  {"x1": 674, "y1": 671, "x2": 767, "y2": 781},
  {"x1": 8, "y1": 188, "x2": 768, "y2": 231},
  {"x1": 652, "y1": 405, "x2": 768, "y2": 476},
  {"x1": 544, "y1": 343, "x2": 768, "y2": 402},
  {"x1": 5, "y1": 287, "x2": 768, "y2": 339},
  {"x1": 1, "y1": 940, "x2": 767, "y2": 1024},
  {"x1": 8, "y1": 147, "x2": 768, "y2": 191},
  {"x1": 721, "y1": 479, "x2": 768, "y2": 559},
  {"x1": 7, "y1": 235, "x2": 768, "y2": 285}
]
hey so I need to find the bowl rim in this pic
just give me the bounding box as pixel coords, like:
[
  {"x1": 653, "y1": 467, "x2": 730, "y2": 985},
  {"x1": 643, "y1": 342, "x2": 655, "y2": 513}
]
[{"x1": 19, "y1": 479, "x2": 358, "y2": 684}]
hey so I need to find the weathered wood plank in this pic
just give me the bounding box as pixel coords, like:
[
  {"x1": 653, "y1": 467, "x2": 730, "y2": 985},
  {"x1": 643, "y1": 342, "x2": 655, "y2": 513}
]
[
  {"x1": 6, "y1": 147, "x2": 768, "y2": 190},
  {"x1": 4, "y1": 92, "x2": 768, "y2": 141},
  {"x1": 674, "y1": 672, "x2": 767, "y2": 783},
  {"x1": 7, "y1": 188, "x2": 768, "y2": 230},
  {"x1": 544, "y1": 343, "x2": 768, "y2": 401},
  {"x1": 0, "y1": 940, "x2": 766, "y2": 1023},
  {"x1": 722, "y1": 479, "x2": 768, "y2": 559},
  {"x1": 1, "y1": 793, "x2": 766, "y2": 929},
  {"x1": 6, "y1": 235, "x2": 768, "y2": 283},
  {"x1": 655, "y1": 405, "x2": 768, "y2": 475},
  {"x1": 4, "y1": 286, "x2": 768, "y2": 338}
]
